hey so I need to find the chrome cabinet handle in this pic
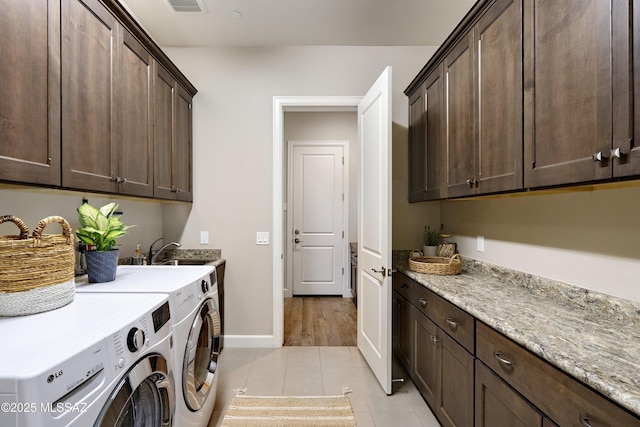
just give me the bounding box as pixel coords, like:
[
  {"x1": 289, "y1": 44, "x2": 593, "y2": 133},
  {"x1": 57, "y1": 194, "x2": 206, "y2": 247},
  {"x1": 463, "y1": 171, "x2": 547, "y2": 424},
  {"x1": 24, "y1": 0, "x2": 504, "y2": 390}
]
[
  {"x1": 430, "y1": 335, "x2": 440, "y2": 345},
  {"x1": 445, "y1": 317, "x2": 458, "y2": 328},
  {"x1": 592, "y1": 151, "x2": 608, "y2": 162},
  {"x1": 494, "y1": 352, "x2": 513, "y2": 368},
  {"x1": 466, "y1": 178, "x2": 477, "y2": 188},
  {"x1": 418, "y1": 298, "x2": 427, "y2": 308},
  {"x1": 611, "y1": 147, "x2": 626, "y2": 158},
  {"x1": 579, "y1": 414, "x2": 593, "y2": 427}
]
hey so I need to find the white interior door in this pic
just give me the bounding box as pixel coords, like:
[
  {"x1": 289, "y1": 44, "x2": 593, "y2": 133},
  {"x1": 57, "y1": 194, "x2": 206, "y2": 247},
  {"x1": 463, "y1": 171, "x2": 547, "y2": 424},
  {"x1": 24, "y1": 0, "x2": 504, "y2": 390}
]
[
  {"x1": 291, "y1": 143, "x2": 345, "y2": 295},
  {"x1": 357, "y1": 66, "x2": 392, "y2": 395}
]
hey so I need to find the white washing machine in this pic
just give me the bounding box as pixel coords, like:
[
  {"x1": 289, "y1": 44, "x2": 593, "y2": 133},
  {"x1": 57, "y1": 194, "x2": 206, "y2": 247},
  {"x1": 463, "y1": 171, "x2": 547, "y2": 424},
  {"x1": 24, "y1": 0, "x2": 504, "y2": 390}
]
[
  {"x1": 0, "y1": 292, "x2": 175, "y2": 427},
  {"x1": 76, "y1": 265, "x2": 221, "y2": 427}
]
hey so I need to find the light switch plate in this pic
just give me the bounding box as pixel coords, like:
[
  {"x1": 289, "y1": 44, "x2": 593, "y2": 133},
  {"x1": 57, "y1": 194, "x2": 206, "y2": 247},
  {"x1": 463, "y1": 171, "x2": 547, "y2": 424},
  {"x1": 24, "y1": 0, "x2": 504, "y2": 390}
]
[
  {"x1": 200, "y1": 231, "x2": 209, "y2": 245},
  {"x1": 256, "y1": 232, "x2": 269, "y2": 245}
]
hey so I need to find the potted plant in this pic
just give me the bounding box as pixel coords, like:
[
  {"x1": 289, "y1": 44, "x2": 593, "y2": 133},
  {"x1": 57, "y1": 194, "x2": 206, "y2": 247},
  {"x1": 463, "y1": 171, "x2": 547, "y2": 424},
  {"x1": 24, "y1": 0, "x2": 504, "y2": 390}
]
[
  {"x1": 76, "y1": 202, "x2": 133, "y2": 283},
  {"x1": 423, "y1": 225, "x2": 441, "y2": 256}
]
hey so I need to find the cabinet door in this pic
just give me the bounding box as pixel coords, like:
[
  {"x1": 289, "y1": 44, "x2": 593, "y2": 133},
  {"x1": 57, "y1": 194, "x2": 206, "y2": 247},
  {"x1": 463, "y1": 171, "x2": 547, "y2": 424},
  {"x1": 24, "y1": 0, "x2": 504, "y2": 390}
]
[
  {"x1": 153, "y1": 64, "x2": 175, "y2": 199},
  {"x1": 437, "y1": 330, "x2": 474, "y2": 427},
  {"x1": 392, "y1": 291, "x2": 412, "y2": 371},
  {"x1": 625, "y1": 0, "x2": 640, "y2": 176},
  {"x1": 174, "y1": 85, "x2": 193, "y2": 201},
  {"x1": 62, "y1": 0, "x2": 118, "y2": 192},
  {"x1": 412, "y1": 307, "x2": 439, "y2": 410},
  {"x1": 0, "y1": 0, "x2": 61, "y2": 185},
  {"x1": 475, "y1": 0, "x2": 523, "y2": 194},
  {"x1": 523, "y1": 0, "x2": 615, "y2": 187},
  {"x1": 408, "y1": 84, "x2": 425, "y2": 202},
  {"x1": 424, "y1": 66, "x2": 446, "y2": 200},
  {"x1": 445, "y1": 31, "x2": 476, "y2": 198},
  {"x1": 475, "y1": 360, "x2": 542, "y2": 427},
  {"x1": 118, "y1": 30, "x2": 153, "y2": 197}
]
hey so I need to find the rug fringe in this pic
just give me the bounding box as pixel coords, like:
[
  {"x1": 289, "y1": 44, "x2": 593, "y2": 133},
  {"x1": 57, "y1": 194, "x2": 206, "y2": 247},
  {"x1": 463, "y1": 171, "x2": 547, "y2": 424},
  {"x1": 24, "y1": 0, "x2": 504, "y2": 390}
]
[
  {"x1": 341, "y1": 386, "x2": 354, "y2": 395},
  {"x1": 233, "y1": 387, "x2": 248, "y2": 396}
]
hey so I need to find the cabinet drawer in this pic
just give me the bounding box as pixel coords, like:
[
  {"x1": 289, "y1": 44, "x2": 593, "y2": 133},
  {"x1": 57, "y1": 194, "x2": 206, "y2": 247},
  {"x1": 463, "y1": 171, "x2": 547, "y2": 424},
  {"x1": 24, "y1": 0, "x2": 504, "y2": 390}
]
[
  {"x1": 412, "y1": 283, "x2": 436, "y2": 319},
  {"x1": 430, "y1": 291, "x2": 474, "y2": 353},
  {"x1": 393, "y1": 273, "x2": 414, "y2": 301},
  {"x1": 477, "y1": 322, "x2": 640, "y2": 427}
]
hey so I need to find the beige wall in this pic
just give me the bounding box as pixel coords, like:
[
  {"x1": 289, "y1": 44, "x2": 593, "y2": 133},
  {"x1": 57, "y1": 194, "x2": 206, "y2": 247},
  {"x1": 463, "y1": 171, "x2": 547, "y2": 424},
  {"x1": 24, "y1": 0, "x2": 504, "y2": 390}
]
[
  {"x1": 440, "y1": 184, "x2": 640, "y2": 302},
  {"x1": 0, "y1": 185, "x2": 164, "y2": 262},
  {"x1": 162, "y1": 45, "x2": 441, "y2": 340}
]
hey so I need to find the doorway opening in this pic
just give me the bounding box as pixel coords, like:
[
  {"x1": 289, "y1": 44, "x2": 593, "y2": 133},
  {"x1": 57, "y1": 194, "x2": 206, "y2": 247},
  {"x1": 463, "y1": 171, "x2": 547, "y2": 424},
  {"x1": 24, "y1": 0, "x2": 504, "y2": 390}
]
[{"x1": 272, "y1": 97, "x2": 361, "y2": 348}]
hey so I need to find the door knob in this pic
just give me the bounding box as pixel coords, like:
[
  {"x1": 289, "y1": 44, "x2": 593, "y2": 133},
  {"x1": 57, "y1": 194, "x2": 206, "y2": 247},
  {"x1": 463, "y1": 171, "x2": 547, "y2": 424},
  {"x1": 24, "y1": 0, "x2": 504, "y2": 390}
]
[
  {"x1": 294, "y1": 238, "x2": 303, "y2": 244},
  {"x1": 294, "y1": 229, "x2": 300, "y2": 235}
]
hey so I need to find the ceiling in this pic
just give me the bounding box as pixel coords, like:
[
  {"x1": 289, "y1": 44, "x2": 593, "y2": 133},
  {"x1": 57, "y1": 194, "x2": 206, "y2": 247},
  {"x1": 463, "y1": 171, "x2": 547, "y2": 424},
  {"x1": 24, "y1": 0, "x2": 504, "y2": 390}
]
[{"x1": 119, "y1": 0, "x2": 477, "y2": 47}]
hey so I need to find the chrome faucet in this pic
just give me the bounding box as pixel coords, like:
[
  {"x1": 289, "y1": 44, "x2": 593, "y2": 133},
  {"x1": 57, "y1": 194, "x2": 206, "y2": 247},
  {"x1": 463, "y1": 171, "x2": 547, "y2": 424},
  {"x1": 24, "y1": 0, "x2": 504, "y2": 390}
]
[{"x1": 149, "y1": 238, "x2": 181, "y2": 265}]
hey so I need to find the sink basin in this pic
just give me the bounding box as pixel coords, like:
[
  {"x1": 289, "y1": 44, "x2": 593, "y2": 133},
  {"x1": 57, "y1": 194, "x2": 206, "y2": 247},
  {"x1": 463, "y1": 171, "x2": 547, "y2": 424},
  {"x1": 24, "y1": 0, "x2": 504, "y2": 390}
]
[{"x1": 155, "y1": 259, "x2": 212, "y2": 266}]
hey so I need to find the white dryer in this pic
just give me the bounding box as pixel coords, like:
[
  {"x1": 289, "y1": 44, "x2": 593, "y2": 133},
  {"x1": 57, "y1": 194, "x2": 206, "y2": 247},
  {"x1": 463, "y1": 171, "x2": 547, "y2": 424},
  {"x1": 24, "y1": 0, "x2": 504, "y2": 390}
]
[
  {"x1": 0, "y1": 292, "x2": 175, "y2": 427},
  {"x1": 76, "y1": 265, "x2": 221, "y2": 427}
]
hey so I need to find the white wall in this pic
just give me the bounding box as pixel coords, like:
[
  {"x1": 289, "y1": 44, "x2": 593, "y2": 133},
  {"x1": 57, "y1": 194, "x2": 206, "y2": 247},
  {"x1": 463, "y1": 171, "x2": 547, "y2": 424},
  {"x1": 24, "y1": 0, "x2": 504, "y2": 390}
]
[{"x1": 162, "y1": 46, "x2": 441, "y2": 339}]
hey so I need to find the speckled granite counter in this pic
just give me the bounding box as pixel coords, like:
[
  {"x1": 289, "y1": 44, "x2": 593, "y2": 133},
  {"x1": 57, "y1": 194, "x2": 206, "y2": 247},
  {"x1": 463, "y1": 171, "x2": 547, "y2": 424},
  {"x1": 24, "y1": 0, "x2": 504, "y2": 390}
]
[
  {"x1": 162, "y1": 248, "x2": 225, "y2": 268},
  {"x1": 393, "y1": 251, "x2": 640, "y2": 417}
]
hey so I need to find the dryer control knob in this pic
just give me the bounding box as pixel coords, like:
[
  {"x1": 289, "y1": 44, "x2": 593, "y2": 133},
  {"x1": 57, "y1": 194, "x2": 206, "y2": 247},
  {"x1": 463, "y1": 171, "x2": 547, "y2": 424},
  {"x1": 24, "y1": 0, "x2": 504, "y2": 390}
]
[
  {"x1": 127, "y1": 328, "x2": 145, "y2": 353},
  {"x1": 118, "y1": 357, "x2": 125, "y2": 368},
  {"x1": 201, "y1": 279, "x2": 209, "y2": 293}
]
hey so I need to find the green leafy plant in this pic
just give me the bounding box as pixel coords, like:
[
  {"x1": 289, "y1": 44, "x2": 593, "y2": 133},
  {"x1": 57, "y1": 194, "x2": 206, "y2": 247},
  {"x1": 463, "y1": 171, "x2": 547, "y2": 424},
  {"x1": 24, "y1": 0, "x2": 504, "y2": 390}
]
[
  {"x1": 76, "y1": 202, "x2": 133, "y2": 251},
  {"x1": 424, "y1": 225, "x2": 441, "y2": 246}
]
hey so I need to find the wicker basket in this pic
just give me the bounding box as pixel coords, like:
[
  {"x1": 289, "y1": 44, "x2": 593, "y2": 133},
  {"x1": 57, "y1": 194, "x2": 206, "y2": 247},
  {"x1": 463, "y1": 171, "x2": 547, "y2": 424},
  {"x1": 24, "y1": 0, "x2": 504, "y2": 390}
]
[
  {"x1": 409, "y1": 251, "x2": 462, "y2": 275},
  {"x1": 0, "y1": 215, "x2": 75, "y2": 317}
]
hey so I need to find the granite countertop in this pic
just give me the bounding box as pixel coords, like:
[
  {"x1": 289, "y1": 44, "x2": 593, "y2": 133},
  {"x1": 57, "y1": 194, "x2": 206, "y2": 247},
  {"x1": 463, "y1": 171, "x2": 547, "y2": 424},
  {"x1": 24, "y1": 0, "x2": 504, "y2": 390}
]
[{"x1": 393, "y1": 251, "x2": 640, "y2": 417}]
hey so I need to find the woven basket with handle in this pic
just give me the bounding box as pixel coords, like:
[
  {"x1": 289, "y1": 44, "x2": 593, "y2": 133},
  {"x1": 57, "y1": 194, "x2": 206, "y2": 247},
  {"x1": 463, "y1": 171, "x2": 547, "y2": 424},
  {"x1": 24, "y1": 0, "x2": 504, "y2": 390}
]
[
  {"x1": 408, "y1": 250, "x2": 462, "y2": 275},
  {"x1": 0, "y1": 215, "x2": 75, "y2": 316}
]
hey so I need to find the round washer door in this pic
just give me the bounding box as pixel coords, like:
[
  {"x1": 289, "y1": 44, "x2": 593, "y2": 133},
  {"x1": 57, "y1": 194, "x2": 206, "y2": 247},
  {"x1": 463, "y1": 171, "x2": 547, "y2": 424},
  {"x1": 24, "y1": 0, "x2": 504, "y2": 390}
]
[
  {"x1": 95, "y1": 354, "x2": 174, "y2": 427},
  {"x1": 183, "y1": 298, "x2": 221, "y2": 411}
]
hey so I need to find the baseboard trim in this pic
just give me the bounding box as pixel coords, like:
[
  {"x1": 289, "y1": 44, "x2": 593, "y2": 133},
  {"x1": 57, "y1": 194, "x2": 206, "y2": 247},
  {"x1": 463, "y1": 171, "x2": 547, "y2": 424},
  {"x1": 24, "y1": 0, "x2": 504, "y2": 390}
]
[{"x1": 223, "y1": 335, "x2": 276, "y2": 348}]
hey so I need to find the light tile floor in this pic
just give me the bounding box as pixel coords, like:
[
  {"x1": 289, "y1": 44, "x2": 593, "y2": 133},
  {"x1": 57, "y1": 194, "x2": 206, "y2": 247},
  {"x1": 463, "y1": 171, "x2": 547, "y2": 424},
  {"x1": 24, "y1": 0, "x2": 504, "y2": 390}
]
[{"x1": 207, "y1": 347, "x2": 440, "y2": 427}]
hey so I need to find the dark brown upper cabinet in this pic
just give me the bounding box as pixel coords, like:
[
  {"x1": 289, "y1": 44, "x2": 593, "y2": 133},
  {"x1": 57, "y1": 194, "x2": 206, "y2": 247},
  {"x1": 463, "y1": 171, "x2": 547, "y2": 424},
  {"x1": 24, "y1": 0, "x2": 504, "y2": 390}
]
[
  {"x1": 0, "y1": 0, "x2": 61, "y2": 186},
  {"x1": 154, "y1": 65, "x2": 193, "y2": 202},
  {"x1": 62, "y1": 0, "x2": 154, "y2": 197},
  {"x1": 523, "y1": 0, "x2": 635, "y2": 187},
  {"x1": 446, "y1": 0, "x2": 523, "y2": 198},
  {"x1": 408, "y1": 65, "x2": 446, "y2": 202}
]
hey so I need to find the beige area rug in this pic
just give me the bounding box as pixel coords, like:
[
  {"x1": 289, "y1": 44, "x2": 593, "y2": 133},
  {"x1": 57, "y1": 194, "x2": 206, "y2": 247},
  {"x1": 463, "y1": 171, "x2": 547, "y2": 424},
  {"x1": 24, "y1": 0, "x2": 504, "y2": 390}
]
[{"x1": 221, "y1": 394, "x2": 357, "y2": 426}]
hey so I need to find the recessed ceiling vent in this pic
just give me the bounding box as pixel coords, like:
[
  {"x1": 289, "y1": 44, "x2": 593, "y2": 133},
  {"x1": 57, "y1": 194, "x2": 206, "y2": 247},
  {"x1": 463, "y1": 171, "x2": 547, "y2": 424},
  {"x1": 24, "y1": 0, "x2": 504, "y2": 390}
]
[{"x1": 167, "y1": 0, "x2": 206, "y2": 13}]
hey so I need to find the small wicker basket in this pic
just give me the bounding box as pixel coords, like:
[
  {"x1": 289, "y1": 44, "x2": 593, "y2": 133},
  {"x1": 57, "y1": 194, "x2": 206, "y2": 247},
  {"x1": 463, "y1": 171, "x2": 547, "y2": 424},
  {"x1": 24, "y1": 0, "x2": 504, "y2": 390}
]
[
  {"x1": 409, "y1": 250, "x2": 462, "y2": 275},
  {"x1": 0, "y1": 215, "x2": 75, "y2": 317}
]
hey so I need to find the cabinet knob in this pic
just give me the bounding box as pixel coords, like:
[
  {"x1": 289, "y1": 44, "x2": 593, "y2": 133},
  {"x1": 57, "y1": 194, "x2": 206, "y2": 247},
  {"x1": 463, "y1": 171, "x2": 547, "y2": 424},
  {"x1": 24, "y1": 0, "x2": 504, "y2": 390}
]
[
  {"x1": 430, "y1": 335, "x2": 440, "y2": 345},
  {"x1": 592, "y1": 151, "x2": 607, "y2": 162},
  {"x1": 418, "y1": 298, "x2": 427, "y2": 308},
  {"x1": 611, "y1": 148, "x2": 626, "y2": 158}
]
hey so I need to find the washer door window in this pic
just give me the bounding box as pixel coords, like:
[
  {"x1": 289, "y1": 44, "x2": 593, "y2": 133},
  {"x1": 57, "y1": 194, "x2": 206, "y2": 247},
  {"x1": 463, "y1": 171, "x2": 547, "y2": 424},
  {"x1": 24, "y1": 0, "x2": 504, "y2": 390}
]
[
  {"x1": 95, "y1": 354, "x2": 174, "y2": 427},
  {"x1": 183, "y1": 298, "x2": 221, "y2": 411}
]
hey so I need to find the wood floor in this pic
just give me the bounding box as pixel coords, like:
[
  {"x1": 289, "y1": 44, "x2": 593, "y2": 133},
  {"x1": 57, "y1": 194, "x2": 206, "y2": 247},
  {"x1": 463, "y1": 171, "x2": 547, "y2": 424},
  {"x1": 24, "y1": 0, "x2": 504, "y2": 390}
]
[{"x1": 284, "y1": 297, "x2": 357, "y2": 346}]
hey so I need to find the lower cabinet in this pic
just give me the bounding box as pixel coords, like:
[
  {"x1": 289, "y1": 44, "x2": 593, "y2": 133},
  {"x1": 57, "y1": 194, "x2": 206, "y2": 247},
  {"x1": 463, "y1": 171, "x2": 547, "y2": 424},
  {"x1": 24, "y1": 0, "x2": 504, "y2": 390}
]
[
  {"x1": 392, "y1": 290, "x2": 412, "y2": 370},
  {"x1": 393, "y1": 273, "x2": 640, "y2": 427},
  {"x1": 413, "y1": 307, "x2": 474, "y2": 427},
  {"x1": 475, "y1": 360, "x2": 543, "y2": 427}
]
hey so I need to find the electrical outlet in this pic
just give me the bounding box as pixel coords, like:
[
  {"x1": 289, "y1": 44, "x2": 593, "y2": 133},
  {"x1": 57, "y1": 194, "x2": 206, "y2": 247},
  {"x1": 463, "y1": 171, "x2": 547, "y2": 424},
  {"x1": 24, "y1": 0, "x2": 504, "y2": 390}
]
[
  {"x1": 200, "y1": 231, "x2": 209, "y2": 245},
  {"x1": 477, "y1": 235, "x2": 485, "y2": 252}
]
